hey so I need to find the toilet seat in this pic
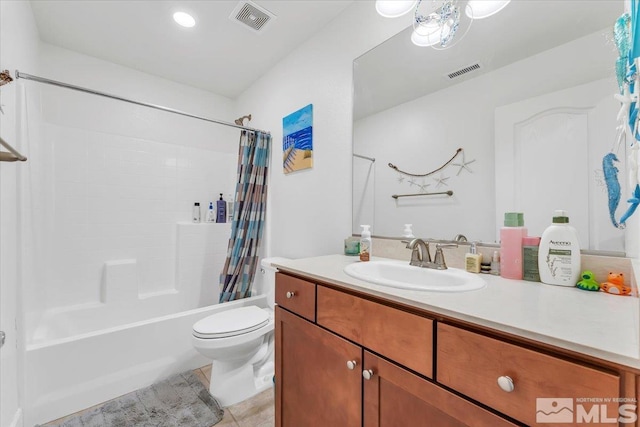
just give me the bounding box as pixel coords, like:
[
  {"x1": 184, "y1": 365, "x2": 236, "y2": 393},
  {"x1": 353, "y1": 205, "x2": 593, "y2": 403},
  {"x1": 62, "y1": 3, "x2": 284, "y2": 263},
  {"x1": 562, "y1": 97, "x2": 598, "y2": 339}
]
[{"x1": 193, "y1": 306, "x2": 271, "y2": 339}]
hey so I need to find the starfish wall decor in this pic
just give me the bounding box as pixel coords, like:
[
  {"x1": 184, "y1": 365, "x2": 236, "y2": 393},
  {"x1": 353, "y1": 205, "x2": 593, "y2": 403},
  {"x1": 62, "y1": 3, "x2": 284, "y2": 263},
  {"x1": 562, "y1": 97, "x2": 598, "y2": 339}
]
[{"x1": 388, "y1": 148, "x2": 476, "y2": 197}]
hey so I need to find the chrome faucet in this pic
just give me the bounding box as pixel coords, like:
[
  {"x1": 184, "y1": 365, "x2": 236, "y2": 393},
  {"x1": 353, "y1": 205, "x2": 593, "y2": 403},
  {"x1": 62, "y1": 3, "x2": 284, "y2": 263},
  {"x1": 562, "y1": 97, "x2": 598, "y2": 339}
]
[
  {"x1": 404, "y1": 239, "x2": 457, "y2": 270},
  {"x1": 405, "y1": 238, "x2": 431, "y2": 267}
]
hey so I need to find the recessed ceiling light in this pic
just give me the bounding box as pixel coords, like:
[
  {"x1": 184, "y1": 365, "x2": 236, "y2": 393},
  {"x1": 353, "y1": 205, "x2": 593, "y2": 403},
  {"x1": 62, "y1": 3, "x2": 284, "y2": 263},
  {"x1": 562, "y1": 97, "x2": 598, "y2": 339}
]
[{"x1": 173, "y1": 11, "x2": 196, "y2": 28}]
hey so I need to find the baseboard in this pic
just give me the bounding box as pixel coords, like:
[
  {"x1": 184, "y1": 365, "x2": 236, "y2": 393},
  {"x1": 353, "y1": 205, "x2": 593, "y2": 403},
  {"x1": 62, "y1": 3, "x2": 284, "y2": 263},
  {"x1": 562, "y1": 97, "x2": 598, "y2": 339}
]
[{"x1": 9, "y1": 408, "x2": 23, "y2": 427}]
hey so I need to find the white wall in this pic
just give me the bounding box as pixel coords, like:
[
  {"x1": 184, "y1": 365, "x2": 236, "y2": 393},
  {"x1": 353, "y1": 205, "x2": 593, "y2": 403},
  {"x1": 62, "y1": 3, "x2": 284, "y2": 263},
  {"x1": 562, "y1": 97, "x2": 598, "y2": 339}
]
[
  {"x1": 0, "y1": 2, "x2": 40, "y2": 426},
  {"x1": 236, "y1": 1, "x2": 409, "y2": 259}
]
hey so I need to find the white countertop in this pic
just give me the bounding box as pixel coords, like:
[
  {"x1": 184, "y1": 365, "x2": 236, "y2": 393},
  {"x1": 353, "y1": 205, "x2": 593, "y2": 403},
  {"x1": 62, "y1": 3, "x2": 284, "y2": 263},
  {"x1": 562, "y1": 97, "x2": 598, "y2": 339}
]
[{"x1": 273, "y1": 254, "x2": 640, "y2": 370}]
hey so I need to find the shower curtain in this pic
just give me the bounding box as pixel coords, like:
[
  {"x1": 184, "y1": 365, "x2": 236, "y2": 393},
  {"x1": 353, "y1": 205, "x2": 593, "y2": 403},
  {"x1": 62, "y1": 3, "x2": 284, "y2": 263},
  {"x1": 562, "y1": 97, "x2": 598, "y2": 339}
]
[{"x1": 219, "y1": 130, "x2": 271, "y2": 302}]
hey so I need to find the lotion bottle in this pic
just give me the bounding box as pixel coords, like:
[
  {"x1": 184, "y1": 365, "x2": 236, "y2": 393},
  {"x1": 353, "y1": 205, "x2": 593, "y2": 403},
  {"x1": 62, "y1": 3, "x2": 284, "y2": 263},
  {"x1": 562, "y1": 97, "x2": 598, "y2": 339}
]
[
  {"x1": 359, "y1": 225, "x2": 372, "y2": 262},
  {"x1": 500, "y1": 212, "x2": 527, "y2": 280},
  {"x1": 538, "y1": 210, "x2": 581, "y2": 286},
  {"x1": 465, "y1": 242, "x2": 482, "y2": 273}
]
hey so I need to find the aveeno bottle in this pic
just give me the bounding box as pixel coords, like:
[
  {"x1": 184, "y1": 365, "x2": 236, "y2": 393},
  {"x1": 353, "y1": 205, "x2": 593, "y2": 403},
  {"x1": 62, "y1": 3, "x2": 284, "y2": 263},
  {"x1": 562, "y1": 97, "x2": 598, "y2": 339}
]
[{"x1": 538, "y1": 210, "x2": 581, "y2": 286}]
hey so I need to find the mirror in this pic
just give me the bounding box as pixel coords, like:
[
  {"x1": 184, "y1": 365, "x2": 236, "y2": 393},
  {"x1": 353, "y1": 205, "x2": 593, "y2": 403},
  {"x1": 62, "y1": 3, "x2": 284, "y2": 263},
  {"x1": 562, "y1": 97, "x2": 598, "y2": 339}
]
[{"x1": 353, "y1": 0, "x2": 628, "y2": 254}]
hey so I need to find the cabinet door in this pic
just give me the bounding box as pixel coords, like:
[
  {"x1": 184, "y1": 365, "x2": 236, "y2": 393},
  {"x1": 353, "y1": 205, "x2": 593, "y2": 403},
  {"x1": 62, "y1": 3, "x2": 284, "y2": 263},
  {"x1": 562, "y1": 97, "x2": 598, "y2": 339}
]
[
  {"x1": 363, "y1": 351, "x2": 517, "y2": 427},
  {"x1": 275, "y1": 306, "x2": 362, "y2": 427}
]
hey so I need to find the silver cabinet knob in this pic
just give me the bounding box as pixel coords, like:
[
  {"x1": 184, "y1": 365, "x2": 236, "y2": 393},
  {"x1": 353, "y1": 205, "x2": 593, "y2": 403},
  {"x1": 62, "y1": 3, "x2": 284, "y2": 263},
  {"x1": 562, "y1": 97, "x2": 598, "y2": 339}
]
[
  {"x1": 346, "y1": 360, "x2": 357, "y2": 370},
  {"x1": 362, "y1": 369, "x2": 374, "y2": 380},
  {"x1": 497, "y1": 375, "x2": 514, "y2": 392},
  {"x1": 286, "y1": 291, "x2": 296, "y2": 299}
]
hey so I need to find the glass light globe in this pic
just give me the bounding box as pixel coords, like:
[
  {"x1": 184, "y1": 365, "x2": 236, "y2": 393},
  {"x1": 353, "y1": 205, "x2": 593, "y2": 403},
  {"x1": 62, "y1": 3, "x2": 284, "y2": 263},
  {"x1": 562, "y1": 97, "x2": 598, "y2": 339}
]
[
  {"x1": 465, "y1": 0, "x2": 510, "y2": 19},
  {"x1": 375, "y1": 0, "x2": 418, "y2": 18},
  {"x1": 411, "y1": 23, "x2": 451, "y2": 47}
]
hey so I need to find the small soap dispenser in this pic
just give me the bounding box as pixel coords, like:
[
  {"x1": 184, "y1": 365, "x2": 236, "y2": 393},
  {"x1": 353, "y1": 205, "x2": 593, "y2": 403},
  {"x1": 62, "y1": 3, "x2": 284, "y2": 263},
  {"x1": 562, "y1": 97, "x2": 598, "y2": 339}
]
[
  {"x1": 402, "y1": 224, "x2": 415, "y2": 238},
  {"x1": 465, "y1": 242, "x2": 482, "y2": 273},
  {"x1": 360, "y1": 225, "x2": 372, "y2": 262}
]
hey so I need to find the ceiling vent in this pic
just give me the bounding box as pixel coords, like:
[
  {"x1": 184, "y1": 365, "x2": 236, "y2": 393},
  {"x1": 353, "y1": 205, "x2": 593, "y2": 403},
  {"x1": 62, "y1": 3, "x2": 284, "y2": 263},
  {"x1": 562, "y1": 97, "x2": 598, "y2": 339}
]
[
  {"x1": 446, "y1": 63, "x2": 481, "y2": 80},
  {"x1": 230, "y1": 1, "x2": 276, "y2": 33}
]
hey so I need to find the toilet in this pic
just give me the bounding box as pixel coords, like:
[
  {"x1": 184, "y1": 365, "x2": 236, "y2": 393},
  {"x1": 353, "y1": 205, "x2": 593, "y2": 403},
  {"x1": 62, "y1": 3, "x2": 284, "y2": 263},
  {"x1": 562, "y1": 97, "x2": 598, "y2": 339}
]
[{"x1": 192, "y1": 257, "x2": 288, "y2": 407}]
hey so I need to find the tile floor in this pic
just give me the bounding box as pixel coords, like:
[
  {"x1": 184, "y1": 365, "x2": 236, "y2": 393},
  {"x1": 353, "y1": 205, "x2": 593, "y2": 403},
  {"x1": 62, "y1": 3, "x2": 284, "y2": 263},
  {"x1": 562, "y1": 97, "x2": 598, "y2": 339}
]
[
  {"x1": 194, "y1": 364, "x2": 275, "y2": 427},
  {"x1": 44, "y1": 365, "x2": 275, "y2": 427}
]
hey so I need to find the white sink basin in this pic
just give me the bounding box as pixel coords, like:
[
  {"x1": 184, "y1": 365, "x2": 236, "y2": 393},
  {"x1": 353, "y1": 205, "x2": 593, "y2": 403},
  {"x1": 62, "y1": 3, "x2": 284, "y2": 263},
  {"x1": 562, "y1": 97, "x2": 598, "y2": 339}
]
[{"x1": 343, "y1": 260, "x2": 486, "y2": 292}]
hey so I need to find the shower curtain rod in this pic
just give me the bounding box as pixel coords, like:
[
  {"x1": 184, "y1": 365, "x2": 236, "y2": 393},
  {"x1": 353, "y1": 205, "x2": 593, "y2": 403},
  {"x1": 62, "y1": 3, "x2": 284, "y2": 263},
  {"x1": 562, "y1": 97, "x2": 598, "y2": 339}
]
[
  {"x1": 15, "y1": 71, "x2": 270, "y2": 134},
  {"x1": 353, "y1": 153, "x2": 375, "y2": 162}
]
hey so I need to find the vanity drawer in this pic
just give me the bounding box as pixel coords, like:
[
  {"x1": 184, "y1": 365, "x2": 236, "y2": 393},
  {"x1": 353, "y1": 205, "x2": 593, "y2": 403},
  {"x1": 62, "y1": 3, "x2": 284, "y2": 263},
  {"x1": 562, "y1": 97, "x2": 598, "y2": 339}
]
[
  {"x1": 317, "y1": 286, "x2": 433, "y2": 378},
  {"x1": 437, "y1": 323, "x2": 620, "y2": 426},
  {"x1": 275, "y1": 273, "x2": 316, "y2": 322}
]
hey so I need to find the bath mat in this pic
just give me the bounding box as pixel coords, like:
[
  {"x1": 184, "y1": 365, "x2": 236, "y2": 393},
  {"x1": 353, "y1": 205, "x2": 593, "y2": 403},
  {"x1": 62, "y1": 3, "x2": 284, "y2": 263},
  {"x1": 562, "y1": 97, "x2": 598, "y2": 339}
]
[{"x1": 41, "y1": 371, "x2": 224, "y2": 427}]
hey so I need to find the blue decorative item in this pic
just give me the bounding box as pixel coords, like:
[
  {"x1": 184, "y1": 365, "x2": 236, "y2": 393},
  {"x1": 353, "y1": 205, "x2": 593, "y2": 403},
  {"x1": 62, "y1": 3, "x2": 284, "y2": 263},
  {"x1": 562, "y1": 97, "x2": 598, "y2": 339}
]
[
  {"x1": 282, "y1": 104, "x2": 313, "y2": 174},
  {"x1": 603, "y1": 152, "x2": 624, "y2": 229},
  {"x1": 609, "y1": 5, "x2": 640, "y2": 229},
  {"x1": 620, "y1": 184, "x2": 640, "y2": 224},
  {"x1": 614, "y1": 14, "x2": 631, "y2": 93}
]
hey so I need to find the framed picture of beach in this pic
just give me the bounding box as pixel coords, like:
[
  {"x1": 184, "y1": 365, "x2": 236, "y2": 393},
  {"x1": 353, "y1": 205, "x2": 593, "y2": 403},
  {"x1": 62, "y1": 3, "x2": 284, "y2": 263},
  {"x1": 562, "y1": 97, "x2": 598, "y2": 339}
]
[{"x1": 282, "y1": 104, "x2": 313, "y2": 174}]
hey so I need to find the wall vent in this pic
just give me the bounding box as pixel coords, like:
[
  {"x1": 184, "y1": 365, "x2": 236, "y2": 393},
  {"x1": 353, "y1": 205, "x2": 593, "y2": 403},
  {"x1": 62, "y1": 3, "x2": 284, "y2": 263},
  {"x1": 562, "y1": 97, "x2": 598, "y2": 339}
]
[
  {"x1": 230, "y1": 1, "x2": 276, "y2": 33},
  {"x1": 446, "y1": 63, "x2": 481, "y2": 79}
]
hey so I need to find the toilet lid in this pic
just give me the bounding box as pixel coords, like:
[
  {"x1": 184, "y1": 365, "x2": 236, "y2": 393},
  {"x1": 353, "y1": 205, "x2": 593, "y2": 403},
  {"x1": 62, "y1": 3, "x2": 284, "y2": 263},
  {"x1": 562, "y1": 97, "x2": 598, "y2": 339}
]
[{"x1": 193, "y1": 306, "x2": 270, "y2": 339}]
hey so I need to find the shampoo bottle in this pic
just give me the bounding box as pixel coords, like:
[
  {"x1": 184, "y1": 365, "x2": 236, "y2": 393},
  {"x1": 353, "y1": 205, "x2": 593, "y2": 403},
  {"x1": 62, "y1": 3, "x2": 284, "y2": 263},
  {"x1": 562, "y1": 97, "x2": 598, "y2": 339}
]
[
  {"x1": 500, "y1": 212, "x2": 527, "y2": 280},
  {"x1": 538, "y1": 210, "x2": 581, "y2": 286},
  {"x1": 465, "y1": 242, "x2": 483, "y2": 273},
  {"x1": 216, "y1": 193, "x2": 226, "y2": 223},
  {"x1": 192, "y1": 202, "x2": 201, "y2": 223},
  {"x1": 205, "y1": 202, "x2": 215, "y2": 223},
  {"x1": 226, "y1": 193, "x2": 234, "y2": 222},
  {"x1": 360, "y1": 225, "x2": 372, "y2": 262}
]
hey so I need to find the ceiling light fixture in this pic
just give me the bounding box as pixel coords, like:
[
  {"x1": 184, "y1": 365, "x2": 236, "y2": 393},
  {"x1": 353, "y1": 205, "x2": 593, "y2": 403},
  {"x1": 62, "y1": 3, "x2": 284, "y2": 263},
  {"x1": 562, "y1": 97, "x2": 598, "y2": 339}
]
[
  {"x1": 173, "y1": 11, "x2": 196, "y2": 28},
  {"x1": 375, "y1": 0, "x2": 418, "y2": 18},
  {"x1": 465, "y1": 0, "x2": 510, "y2": 19},
  {"x1": 375, "y1": 0, "x2": 510, "y2": 50}
]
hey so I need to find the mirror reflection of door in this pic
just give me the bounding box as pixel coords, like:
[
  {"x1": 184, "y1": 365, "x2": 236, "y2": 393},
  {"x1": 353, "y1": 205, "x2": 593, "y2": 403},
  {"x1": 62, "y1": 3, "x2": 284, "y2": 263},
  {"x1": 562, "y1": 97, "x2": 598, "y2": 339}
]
[{"x1": 495, "y1": 79, "x2": 622, "y2": 251}]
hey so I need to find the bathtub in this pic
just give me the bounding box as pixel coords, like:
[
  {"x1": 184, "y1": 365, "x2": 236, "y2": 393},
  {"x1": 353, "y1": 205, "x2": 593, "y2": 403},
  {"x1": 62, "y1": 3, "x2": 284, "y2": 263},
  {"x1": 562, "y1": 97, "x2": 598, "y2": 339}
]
[{"x1": 24, "y1": 294, "x2": 268, "y2": 426}]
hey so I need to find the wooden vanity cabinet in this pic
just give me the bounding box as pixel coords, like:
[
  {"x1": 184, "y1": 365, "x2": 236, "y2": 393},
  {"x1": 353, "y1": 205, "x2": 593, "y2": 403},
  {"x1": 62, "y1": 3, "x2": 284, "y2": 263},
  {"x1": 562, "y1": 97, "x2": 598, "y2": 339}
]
[{"x1": 275, "y1": 272, "x2": 638, "y2": 427}]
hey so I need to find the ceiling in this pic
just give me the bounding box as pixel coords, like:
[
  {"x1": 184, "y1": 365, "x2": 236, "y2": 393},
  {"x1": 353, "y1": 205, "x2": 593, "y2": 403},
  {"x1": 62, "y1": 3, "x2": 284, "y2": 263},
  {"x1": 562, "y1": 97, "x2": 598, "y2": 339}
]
[
  {"x1": 30, "y1": 0, "x2": 354, "y2": 99},
  {"x1": 354, "y1": 0, "x2": 623, "y2": 120}
]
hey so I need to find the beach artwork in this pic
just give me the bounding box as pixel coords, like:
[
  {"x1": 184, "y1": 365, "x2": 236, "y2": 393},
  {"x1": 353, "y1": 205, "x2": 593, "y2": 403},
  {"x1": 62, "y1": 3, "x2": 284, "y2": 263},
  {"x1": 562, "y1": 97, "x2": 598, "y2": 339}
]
[{"x1": 283, "y1": 104, "x2": 313, "y2": 174}]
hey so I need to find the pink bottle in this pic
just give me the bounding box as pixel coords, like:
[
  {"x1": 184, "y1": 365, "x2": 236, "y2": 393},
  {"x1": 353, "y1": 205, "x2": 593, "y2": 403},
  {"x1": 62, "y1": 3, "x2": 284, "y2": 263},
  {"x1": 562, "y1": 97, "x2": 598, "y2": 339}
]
[{"x1": 500, "y1": 212, "x2": 527, "y2": 280}]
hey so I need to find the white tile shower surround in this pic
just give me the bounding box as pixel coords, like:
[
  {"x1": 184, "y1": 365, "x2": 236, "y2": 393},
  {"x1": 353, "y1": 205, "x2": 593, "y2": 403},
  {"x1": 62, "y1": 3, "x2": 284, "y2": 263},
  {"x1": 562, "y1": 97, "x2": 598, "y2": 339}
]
[{"x1": 23, "y1": 122, "x2": 236, "y2": 316}]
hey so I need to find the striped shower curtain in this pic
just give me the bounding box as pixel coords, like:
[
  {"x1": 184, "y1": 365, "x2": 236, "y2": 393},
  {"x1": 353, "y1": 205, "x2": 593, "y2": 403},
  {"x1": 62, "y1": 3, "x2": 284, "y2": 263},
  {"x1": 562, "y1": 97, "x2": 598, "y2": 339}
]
[{"x1": 219, "y1": 130, "x2": 271, "y2": 302}]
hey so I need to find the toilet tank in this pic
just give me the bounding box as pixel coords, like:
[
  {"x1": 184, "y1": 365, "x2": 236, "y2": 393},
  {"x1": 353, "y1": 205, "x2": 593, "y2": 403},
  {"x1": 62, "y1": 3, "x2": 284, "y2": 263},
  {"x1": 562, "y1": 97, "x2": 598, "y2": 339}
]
[{"x1": 258, "y1": 257, "x2": 290, "y2": 308}]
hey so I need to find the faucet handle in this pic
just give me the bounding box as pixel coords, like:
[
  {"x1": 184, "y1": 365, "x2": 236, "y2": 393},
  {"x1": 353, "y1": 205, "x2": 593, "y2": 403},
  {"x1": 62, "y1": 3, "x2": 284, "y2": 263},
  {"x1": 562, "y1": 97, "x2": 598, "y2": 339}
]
[
  {"x1": 436, "y1": 243, "x2": 458, "y2": 249},
  {"x1": 433, "y1": 243, "x2": 458, "y2": 270}
]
